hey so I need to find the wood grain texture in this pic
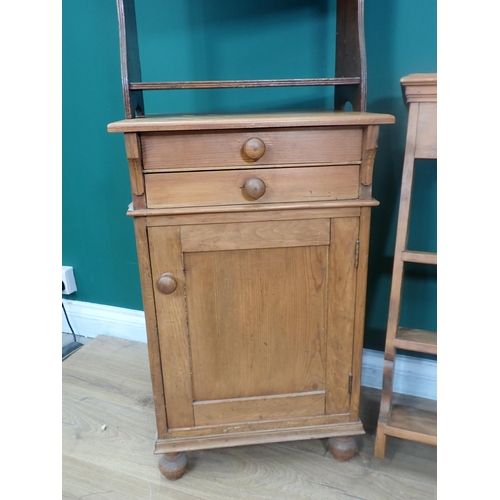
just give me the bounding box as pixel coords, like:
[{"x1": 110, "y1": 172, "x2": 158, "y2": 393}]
[
  {"x1": 394, "y1": 328, "x2": 437, "y2": 355},
  {"x1": 129, "y1": 77, "x2": 361, "y2": 90},
  {"x1": 129, "y1": 199, "x2": 376, "y2": 218},
  {"x1": 123, "y1": 133, "x2": 144, "y2": 193},
  {"x1": 334, "y1": 0, "x2": 366, "y2": 111},
  {"x1": 107, "y1": 111, "x2": 395, "y2": 133},
  {"x1": 180, "y1": 219, "x2": 330, "y2": 252},
  {"x1": 116, "y1": 0, "x2": 144, "y2": 118},
  {"x1": 415, "y1": 103, "x2": 437, "y2": 159},
  {"x1": 145, "y1": 165, "x2": 360, "y2": 209},
  {"x1": 146, "y1": 206, "x2": 361, "y2": 228},
  {"x1": 184, "y1": 245, "x2": 328, "y2": 402},
  {"x1": 376, "y1": 74, "x2": 437, "y2": 459},
  {"x1": 133, "y1": 217, "x2": 168, "y2": 437},
  {"x1": 166, "y1": 413, "x2": 351, "y2": 439},
  {"x1": 62, "y1": 337, "x2": 436, "y2": 499},
  {"x1": 386, "y1": 406, "x2": 437, "y2": 445},
  {"x1": 123, "y1": 133, "x2": 146, "y2": 208},
  {"x1": 193, "y1": 392, "x2": 326, "y2": 426},
  {"x1": 141, "y1": 128, "x2": 363, "y2": 170},
  {"x1": 109, "y1": 0, "x2": 400, "y2": 487},
  {"x1": 360, "y1": 125, "x2": 379, "y2": 187},
  {"x1": 401, "y1": 250, "x2": 437, "y2": 265},
  {"x1": 383, "y1": 104, "x2": 419, "y2": 357},
  {"x1": 325, "y1": 217, "x2": 359, "y2": 415},
  {"x1": 148, "y1": 226, "x2": 194, "y2": 429},
  {"x1": 401, "y1": 73, "x2": 437, "y2": 103},
  {"x1": 157, "y1": 421, "x2": 364, "y2": 454},
  {"x1": 350, "y1": 207, "x2": 372, "y2": 421}
]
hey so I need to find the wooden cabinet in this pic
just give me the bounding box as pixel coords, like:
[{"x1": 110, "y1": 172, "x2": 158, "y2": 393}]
[
  {"x1": 108, "y1": 112, "x2": 394, "y2": 478},
  {"x1": 108, "y1": 0, "x2": 394, "y2": 481},
  {"x1": 151, "y1": 216, "x2": 355, "y2": 425}
]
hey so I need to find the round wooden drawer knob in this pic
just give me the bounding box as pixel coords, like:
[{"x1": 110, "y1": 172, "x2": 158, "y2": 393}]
[
  {"x1": 156, "y1": 273, "x2": 177, "y2": 295},
  {"x1": 242, "y1": 137, "x2": 266, "y2": 160},
  {"x1": 243, "y1": 178, "x2": 266, "y2": 200}
]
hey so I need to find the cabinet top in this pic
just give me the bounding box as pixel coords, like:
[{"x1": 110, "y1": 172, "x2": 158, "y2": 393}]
[
  {"x1": 108, "y1": 111, "x2": 395, "y2": 133},
  {"x1": 400, "y1": 73, "x2": 437, "y2": 86},
  {"x1": 400, "y1": 73, "x2": 437, "y2": 104}
]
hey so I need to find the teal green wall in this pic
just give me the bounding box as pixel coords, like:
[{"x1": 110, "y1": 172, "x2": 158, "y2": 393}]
[{"x1": 62, "y1": 0, "x2": 436, "y2": 351}]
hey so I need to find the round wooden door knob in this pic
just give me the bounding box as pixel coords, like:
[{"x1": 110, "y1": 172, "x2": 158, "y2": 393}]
[
  {"x1": 242, "y1": 137, "x2": 266, "y2": 160},
  {"x1": 156, "y1": 273, "x2": 177, "y2": 295},
  {"x1": 243, "y1": 178, "x2": 266, "y2": 200}
]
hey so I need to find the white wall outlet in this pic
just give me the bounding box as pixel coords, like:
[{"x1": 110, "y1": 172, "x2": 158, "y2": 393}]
[{"x1": 62, "y1": 266, "x2": 77, "y2": 295}]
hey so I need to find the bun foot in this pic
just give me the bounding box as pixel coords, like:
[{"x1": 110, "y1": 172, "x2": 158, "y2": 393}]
[
  {"x1": 158, "y1": 452, "x2": 188, "y2": 481},
  {"x1": 328, "y1": 436, "x2": 357, "y2": 462}
]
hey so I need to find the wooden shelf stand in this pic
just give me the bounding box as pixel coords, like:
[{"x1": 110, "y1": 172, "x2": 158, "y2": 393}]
[
  {"x1": 374, "y1": 74, "x2": 437, "y2": 459},
  {"x1": 109, "y1": 0, "x2": 395, "y2": 480},
  {"x1": 117, "y1": 0, "x2": 368, "y2": 118}
]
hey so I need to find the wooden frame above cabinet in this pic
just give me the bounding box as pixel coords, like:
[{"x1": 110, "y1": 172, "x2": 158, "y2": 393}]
[{"x1": 116, "y1": 0, "x2": 368, "y2": 118}]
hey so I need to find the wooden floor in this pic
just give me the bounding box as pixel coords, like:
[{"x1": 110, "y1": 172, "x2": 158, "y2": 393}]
[{"x1": 62, "y1": 335, "x2": 437, "y2": 499}]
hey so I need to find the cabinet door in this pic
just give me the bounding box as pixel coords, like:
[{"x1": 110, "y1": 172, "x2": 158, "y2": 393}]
[{"x1": 148, "y1": 217, "x2": 359, "y2": 430}]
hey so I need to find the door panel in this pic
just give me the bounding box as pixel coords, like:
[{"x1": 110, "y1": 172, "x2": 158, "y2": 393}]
[
  {"x1": 185, "y1": 245, "x2": 328, "y2": 402},
  {"x1": 193, "y1": 391, "x2": 325, "y2": 426},
  {"x1": 180, "y1": 219, "x2": 330, "y2": 252},
  {"x1": 149, "y1": 216, "x2": 359, "y2": 429}
]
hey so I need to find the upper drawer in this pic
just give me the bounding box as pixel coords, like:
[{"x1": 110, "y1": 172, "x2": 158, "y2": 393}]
[
  {"x1": 141, "y1": 127, "x2": 363, "y2": 171},
  {"x1": 145, "y1": 165, "x2": 360, "y2": 209}
]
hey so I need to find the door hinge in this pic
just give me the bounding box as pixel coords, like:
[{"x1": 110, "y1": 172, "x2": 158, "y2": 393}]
[
  {"x1": 348, "y1": 373, "x2": 353, "y2": 394},
  {"x1": 354, "y1": 240, "x2": 360, "y2": 268}
]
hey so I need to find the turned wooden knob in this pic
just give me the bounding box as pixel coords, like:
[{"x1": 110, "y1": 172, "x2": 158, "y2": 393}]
[
  {"x1": 243, "y1": 178, "x2": 266, "y2": 200},
  {"x1": 242, "y1": 137, "x2": 266, "y2": 160},
  {"x1": 156, "y1": 273, "x2": 177, "y2": 294}
]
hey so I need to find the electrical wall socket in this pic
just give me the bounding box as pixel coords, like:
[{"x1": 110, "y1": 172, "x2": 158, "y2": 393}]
[{"x1": 62, "y1": 266, "x2": 77, "y2": 295}]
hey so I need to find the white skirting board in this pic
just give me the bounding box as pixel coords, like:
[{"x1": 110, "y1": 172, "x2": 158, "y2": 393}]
[{"x1": 62, "y1": 299, "x2": 437, "y2": 400}]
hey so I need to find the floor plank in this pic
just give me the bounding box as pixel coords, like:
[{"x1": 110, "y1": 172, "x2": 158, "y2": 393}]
[{"x1": 62, "y1": 336, "x2": 436, "y2": 499}]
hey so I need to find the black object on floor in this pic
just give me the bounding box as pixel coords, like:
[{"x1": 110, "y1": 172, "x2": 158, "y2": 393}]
[{"x1": 62, "y1": 341, "x2": 83, "y2": 361}]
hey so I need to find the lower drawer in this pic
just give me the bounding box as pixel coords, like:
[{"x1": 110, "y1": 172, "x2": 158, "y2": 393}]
[{"x1": 145, "y1": 165, "x2": 360, "y2": 208}]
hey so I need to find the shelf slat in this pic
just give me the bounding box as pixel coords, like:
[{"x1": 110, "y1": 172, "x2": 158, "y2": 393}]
[
  {"x1": 402, "y1": 250, "x2": 437, "y2": 265},
  {"x1": 129, "y1": 77, "x2": 361, "y2": 91},
  {"x1": 393, "y1": 328, "x2": 437, "y2": 355},
  {"x1": 384, "y1": 405, "x2": 437, "y2": 446}
]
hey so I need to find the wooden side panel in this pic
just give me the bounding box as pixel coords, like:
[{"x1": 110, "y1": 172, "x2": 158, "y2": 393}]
[
  {"x1": 116, "y1": 0, "x2": 144, "y2": 117},
  {"x1": 132, "y1": 217, "x2": 167, "y2": 438},
  {"x1": 415, "y1": 103, "x2": 437, "y2": 159},
  {"x1": 145, "y1": 165, "x2": 360, "y2": 209},
  {"x1": 185, "y1": 245, "x2": 328, "y2": 402},
  {"x1": 180, "y1": 219, "x2": 330, "y2": 252},
  {"x1": 193, "y1": 392, "x2": 325, "y2": 426},
  {"x1": 325, "y1": 217, "x2": 359, "y2": 415},
  {"x1": 141, "y1": 128, "x2": 363, "y2": 170},
  {"x1": 350, "y1": 207, "x2": 371, "y2": 420},
  {"x1": 335, "y1": 0, "x2": 366, "y2": 111},
  {"x1": 148, "y1": 226, "x2": 195, "y2": 428}
]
